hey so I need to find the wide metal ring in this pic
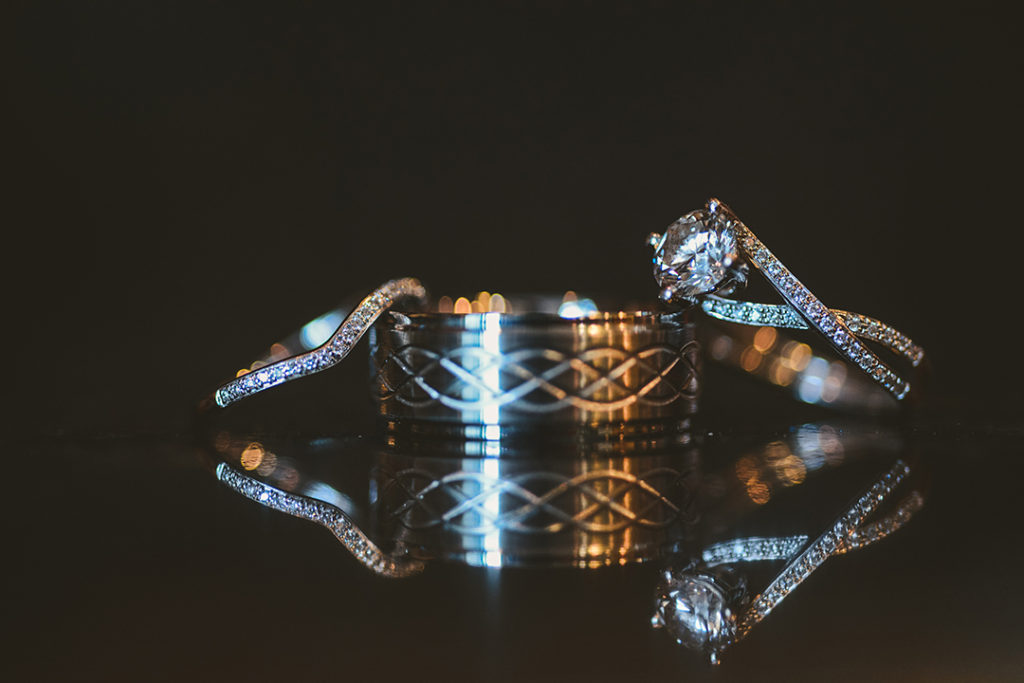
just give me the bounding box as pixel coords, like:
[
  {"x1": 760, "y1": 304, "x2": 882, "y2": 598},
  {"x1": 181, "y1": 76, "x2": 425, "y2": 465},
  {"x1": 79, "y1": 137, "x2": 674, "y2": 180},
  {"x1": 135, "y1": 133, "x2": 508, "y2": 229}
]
[{"x1": 370, "y1": 293, "x2": 700, "y2": 438}]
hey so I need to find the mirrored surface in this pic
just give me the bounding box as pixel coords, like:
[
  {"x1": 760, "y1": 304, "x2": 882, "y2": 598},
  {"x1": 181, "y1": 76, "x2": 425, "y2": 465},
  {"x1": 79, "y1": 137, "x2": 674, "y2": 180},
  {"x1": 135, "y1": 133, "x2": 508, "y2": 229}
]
[
  {"x1": 8, "y1": 6, "x2": 1024, "y2": 680},
  {"x1": 13, "y1": 415, "x2": 1024, "y2": 681},
  {"x1": 198, "y1": 422, "x2": 930, "y2": 666}
]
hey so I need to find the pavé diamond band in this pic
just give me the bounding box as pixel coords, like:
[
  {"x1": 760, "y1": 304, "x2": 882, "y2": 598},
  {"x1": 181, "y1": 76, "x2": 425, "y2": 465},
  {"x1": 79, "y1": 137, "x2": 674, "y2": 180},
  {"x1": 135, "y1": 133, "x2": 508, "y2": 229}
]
[
  {"x1": 206, "y1": 278, "x2": 427, "y2": 409},
  {"x1": 204, "y1": 284, "x2": 701, "y2": 433},
  {"x1": 205, "y1": 200, "x2": 924, "y2": 416},
  {"x1": 648, "y1": 199, "x2": 925, "y2": 402},
  {"x1": 653, "y1": 459, "x2": 922, "y2": 663}
]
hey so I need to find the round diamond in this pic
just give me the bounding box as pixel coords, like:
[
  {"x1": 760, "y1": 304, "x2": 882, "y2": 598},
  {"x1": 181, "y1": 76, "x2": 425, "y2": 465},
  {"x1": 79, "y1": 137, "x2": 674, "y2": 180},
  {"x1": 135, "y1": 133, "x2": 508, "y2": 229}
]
[
  {"x1": 653, "y1": 210, "x2": 739, "y2": 298},
  {"x1": 658, "y1": 574, "x2": 733, "y2": 651}
]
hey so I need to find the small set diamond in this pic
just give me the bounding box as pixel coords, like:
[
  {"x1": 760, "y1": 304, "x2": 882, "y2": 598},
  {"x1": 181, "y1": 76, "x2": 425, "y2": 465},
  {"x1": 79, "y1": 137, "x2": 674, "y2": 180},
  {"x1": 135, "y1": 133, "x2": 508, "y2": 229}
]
[
  {"x1": 700, "y1": 535, "x2": 809, "y2": 567},
  {"x1": 701, "y1": 296, "x2": 925, "y2": 367},
  {"x1": 735, "y1": 459, "x2": 912, "y2": 638},
  {"x1": 650, "y1": 199, "x2": 924, "y2": 401},
  {"x1": 654, "y1": 458, "x2": 920, "y2": 662},
  {"x1": 836, "y1": 490, "x2": 925, "y2": 554},
  {"x1": 214, "y1": 278, "x2": 426, "y2": 408},
  {"x1": 730, "y1": 221, "x2": 912, "y2": 400},
  {"x1": 216, "y1": 463, "x2": 424, "y2": 578}
]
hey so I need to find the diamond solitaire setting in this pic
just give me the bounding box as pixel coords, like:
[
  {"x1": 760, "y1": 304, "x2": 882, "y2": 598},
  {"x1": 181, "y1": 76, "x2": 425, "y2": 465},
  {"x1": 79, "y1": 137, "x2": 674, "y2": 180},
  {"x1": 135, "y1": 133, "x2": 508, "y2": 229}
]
[
  {"x1": 651, "y1": 207, "x2": 741, "y2": 300},
  {"x1": 653, "y1": 573, "x2": 735, "y2": 656},
  {"x1": 646, "y1": 199, "x2": 925, "y2": 402},
  {"x1": 653, "y1": 459, "x2": 919, "y2": 663}
]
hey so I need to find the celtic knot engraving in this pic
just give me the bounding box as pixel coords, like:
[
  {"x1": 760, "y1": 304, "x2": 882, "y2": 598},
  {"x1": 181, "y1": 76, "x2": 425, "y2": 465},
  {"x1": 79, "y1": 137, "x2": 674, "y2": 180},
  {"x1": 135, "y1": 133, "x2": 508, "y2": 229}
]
[
  {"x1": 374, "y1": 341, "x2": 700, "y2": 412},
  {"x1": 379, "y1": 466, "x2": 697, "y2": 534}
]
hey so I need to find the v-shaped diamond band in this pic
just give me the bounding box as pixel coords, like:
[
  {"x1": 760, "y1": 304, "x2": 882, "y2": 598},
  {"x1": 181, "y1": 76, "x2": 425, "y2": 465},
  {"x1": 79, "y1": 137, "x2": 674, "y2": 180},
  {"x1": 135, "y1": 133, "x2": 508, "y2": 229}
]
[{"x1": 212, "y1": 278, "x2": 427, "y2": 408}]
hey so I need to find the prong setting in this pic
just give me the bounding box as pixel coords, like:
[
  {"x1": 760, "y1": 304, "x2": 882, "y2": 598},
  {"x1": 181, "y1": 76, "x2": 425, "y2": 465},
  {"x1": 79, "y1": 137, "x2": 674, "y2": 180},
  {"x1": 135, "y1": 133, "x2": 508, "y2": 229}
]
[{"x1": 648, "y1": 199, "x2": 923, "y2": 401}]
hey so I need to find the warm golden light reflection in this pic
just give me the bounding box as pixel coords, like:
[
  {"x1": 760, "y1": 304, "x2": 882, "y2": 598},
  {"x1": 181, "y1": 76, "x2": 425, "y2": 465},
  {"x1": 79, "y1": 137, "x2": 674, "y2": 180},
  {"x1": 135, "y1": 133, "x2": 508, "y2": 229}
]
[
  {"x1": 435, "y1": 290, "x2": 589, "y2": 314},
  {"x1": 269, "y1": 343, "x2": 290, "y2": 361},
  {"x1": 746, "y1": 479, "x2": 771, "y2": 505},
  {"x1": 769, "y1": 358, "x2": 795, "y2": 386},
  {"x1": 733, "y1": 435, "x2": 821, "y2": 505},
  {"x1": 235, "y1": 368, "x2": 250, "y2": 378},
  {"x1": 740, "y1": 346, "x2": 763, "y2": 371},
  {"x1": 716, "y1": 325, "x2": 861, "y2": 406},
  {"x1": 787, "y1": 342, "x2": 812, "y2": 372},
  {"x1": 735, "y1": 456, "x2": 758, "y2": 482},
  {"x1": 239, "y1": 442, "x2": 265, "y2": 471},
  {"x1": 763, "y1": 441, "x2": 807, "y2": 486},
  {"x1": 776, "y1": 455, "x2": 807, "y2": 485},
  {"x1": 437, "y1": 291, "x2": 511, "y2": 313},
  {"x1": 472, "y1": 291, "x2": 491, "y2": 312},
  {"x1": 753, "y1": 326, "x2": 777, "y2": 352}
]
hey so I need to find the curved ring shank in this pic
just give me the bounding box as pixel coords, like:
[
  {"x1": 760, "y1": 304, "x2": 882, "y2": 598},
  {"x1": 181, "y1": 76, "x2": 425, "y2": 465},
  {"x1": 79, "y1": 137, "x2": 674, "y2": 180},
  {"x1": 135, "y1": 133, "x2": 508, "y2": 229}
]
[
  {"x1": 700, "y1": 320, "x2": 898, "y2": 411},
  {"x1": 699, "y1": 491, "x2": 921, "y2": 569},
  {"x1": 735, "y1": 459, "x2": 912, "y2": 640},
  {"x1": 215, "y1": 462, "x2": 424, "y2": 578},
  {"x1": 211, "y1": 278, "x2": 427, "y2": 408},
  {"x1": 714, "y1": 202, "x2": 921, "y2": 400},
  {"x1": 702, "y1": 295, "x2": 925, "y2": 368}
]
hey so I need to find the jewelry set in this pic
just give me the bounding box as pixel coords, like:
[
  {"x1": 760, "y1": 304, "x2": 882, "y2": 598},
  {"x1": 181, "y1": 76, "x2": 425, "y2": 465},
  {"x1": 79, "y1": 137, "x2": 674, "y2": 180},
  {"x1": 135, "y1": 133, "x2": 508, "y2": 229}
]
[{"x1": 202, "y1": 199, "x2": 927, "y2": 663}]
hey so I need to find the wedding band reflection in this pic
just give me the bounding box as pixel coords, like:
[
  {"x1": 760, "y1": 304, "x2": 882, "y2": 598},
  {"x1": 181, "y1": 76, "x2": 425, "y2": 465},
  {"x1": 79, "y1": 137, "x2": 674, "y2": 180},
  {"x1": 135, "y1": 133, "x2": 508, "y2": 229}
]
[
  {"x1": 209, "y1": 422, "x2": 924, "y2": 662},
  {"x1": 210, "y1": 422, "x2": 920, "y2": 573}
]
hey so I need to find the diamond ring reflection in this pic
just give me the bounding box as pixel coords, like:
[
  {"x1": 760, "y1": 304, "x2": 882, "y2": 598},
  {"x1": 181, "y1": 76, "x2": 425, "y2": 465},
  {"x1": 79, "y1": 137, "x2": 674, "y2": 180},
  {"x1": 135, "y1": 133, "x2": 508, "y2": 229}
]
[
  {"x1": 652, "y1": 460, "x2": 924, "y2": 663},
  {"x1": 648, "y1": 199, "x2": 925, "y2": 402}
]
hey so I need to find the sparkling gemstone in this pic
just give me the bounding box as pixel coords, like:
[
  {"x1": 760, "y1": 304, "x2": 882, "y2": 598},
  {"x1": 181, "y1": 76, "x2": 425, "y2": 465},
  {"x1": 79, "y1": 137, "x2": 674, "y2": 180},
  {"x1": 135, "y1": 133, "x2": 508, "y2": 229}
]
[
  {"x1": 658, "y1": 574, "x2": 733, "y2": 650},
  {"x1": 654, "y1": 210, "x2": 739, "y2": 298}
]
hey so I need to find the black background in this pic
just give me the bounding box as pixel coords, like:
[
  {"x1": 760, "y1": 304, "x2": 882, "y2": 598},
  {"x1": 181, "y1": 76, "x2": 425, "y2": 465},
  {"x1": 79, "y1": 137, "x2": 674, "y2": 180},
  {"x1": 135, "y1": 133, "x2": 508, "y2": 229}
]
[
  {"x1": 5, "y1": 3, "x2": 1024, "y2": 681},
  {"x1": 6, "y1": 2, "x2": 1023, "y2": 433}
]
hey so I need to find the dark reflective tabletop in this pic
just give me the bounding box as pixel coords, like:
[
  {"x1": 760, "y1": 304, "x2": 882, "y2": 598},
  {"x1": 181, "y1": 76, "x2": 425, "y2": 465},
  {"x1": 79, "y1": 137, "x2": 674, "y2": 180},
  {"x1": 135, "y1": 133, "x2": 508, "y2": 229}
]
[
  {"x1": 7, "y1": 4, "x2": 1024, "y2": 681},
  {"x1": 11, "y1": 393, "x2": 1023, "y2": 681}
]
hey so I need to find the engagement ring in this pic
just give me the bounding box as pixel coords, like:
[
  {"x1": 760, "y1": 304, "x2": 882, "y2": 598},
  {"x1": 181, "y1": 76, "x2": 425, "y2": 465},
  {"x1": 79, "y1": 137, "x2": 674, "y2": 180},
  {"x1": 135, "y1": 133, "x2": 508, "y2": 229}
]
[{"x1": 648, "y1": 199, "x2": 925, "y2": 403}]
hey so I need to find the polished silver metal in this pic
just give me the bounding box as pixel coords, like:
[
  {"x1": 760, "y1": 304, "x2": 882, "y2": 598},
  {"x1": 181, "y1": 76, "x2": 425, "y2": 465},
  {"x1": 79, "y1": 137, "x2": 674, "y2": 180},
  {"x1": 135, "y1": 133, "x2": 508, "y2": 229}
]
[
  {"x1": 373, "y1": 434, "x2": 700, "y2": 568},
  {"x1": 214, "y1": 462, "x2": 424, "y2": 578},
  {"x1": 207, "y1": 420, "x2": 915, "y2": 574},
  {"x1": 649, "y1": 199, "x2": 925, "y2": 403},
  {"x1": 207, "y1": 430, "x2": 701, "y2": 570},
  {"x1": 370, "y1": 296, "x2": 700, "y2": 436},
  {"x1": 209, "y1": 278, "x2": 427, "y2": 408},
  {"x1": 652, "y1": 459, "x2": 923, "y2": 663},
  {"x1": 700, "y1": 320, "x2": 903, "y2": 411}
]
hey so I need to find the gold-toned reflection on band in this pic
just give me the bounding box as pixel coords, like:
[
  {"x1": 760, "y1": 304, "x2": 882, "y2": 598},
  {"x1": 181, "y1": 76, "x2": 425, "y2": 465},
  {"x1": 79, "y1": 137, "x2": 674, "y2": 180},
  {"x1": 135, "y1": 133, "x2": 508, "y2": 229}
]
[
  {"x1": 371, "y1": 297, "x2": 698, "y2": 431},
  {"x1": 374, "y1": 445, "x2": 699, "y2": 569},
  {"x1": 706, "y1": 321, "x2": 890, "y2": 409},
  {"x1": 434, "y1": 291, "x2": 587, "y2": 316},
  {"x1": 208, "y1": 422, "x2": 914, "y2": 578},
  {"x1": 436, "y1": 291, "x2": 509, "y2": 314}
]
